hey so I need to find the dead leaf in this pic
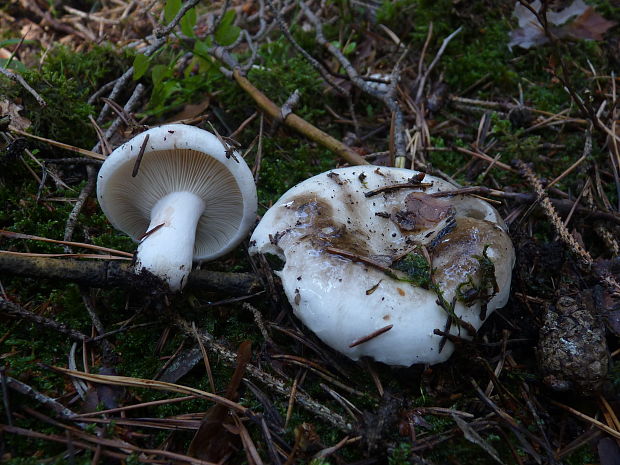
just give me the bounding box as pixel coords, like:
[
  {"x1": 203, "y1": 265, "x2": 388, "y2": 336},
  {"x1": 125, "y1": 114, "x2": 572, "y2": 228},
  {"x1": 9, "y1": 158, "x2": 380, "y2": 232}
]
[
  {"x1": 156, "y1": 346, "x2": 203, "y2": 383},
  {"x1": 165, "y1": 96, "x2": 211, "y2": 123},
  {"x1": 390, "y1": 192, "x2": 452, "y2": 232},
  {"x1": 187, "y1": 341, "x2": 252, "y2": 462},
  {"x1": 598, "y1": 437, "x2": 620, "y2": 465},
  {"x1": 82, "y1": 367, "x2": 125, "y2": 412},
  {"x1": 564, "y1": 7, "x2": 618, "y2": 41},
  {"x1": 0, "y1": 99, "x2": 31, "y2": 131},
  {"x1": 453, "y1": 414, "x2": 503, "y2": 464},
  {"x1": 509, "y1": 0, "x2": 617, "y2": 50}
]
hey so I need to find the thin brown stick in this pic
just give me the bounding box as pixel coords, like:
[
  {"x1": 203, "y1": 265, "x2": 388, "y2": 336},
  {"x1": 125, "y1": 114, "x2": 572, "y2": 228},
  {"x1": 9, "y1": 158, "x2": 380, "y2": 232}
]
[
  {"x1": 349, "y1": 325, "x2": 393, "y2": 348},
  {"x1": 429, "y1": 186, "x2": 505, "y2": 198},
  {"x1": 325, "y1": 247, "x2": 392, "y2": 273},
  {"x1": 63, "y1": 165, "x2": 97, "y2": 251},
  {"x1": 363, "y1": 182, "x2": 433, "y2": 197},
  {"x1": 8, "y1": 126, "x2": 105, "y2": 160},
  {"x1": 131, "y1": 134, "x2": 150, "y2": 177},
  {"x1": 1, "y1": 423, "x2": 218, "y2": 464},
  {"x1": 137, "y1": 222, "x2": 165, "y2": 241},
  {"x1": 232, "y1": 69, "x2": 368, "y2": 166},
  {"x1": 0, "y1": 229, "x2": 132, "y2": 257}
]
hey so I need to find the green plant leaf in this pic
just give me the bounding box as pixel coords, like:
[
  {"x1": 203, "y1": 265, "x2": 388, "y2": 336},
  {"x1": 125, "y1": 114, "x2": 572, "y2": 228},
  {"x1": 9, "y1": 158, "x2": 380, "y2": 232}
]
[
  {"x1": 151, "y1": 64, "x2": 171, "y2": 88},
  {"x1": 164, "y1": 0, "x2": 182, "y2": 24},
  {"x1": 343, "y1": 41, "x2": 357, "y2": 55},
  {"x1": 193, "y1": 38, "x2": 212, "y2": 59},
  {"x1": 180, "y1": 7, "x2": 197, "y2": 37},
  {"x1": 214, "y1": 10, "x2": 240, "y2": 45},
  {"x1": 150, "y1": 80, "x2": 180, "y2": 110},
  {"x1": 0, "y1": 58, "x2": 27, "y2": 73},
  {"x1": 0, "y1": 38, "x2": 36, "y2": 48},
  {"x1": 132, "y1": 53, "x2": 150, "y2": 80}
]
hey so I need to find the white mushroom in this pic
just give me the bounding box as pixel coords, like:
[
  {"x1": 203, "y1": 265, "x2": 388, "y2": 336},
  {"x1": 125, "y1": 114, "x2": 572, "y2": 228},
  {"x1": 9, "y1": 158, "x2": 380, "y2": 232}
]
[
  {"x1": 97, "y1": 124, "x2": 257, "y2": 292},
  {"x1": 249, "y1": 166, "x2": 514, "y2": 366}
]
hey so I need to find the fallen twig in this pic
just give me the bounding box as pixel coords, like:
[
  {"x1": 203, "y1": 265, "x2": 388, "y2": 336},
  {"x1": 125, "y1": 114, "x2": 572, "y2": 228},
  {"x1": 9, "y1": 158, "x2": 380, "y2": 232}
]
[
  {"x1": 0, "y1": 68, "x2": 46, "y2": 106},
  {"x1": 231, "y1": 69, "x2": 368, "y2": 166},
  {"x1": 63, "y1": 166, "x2": 97, "y2": 251},
  {"x1": 4, "y1": 377, "x2": 86, "y2": 428},
  {"x1": 0, "y1": 254, "x2": 262, "y2": 296},
  {"x1": 174, "y1": 317, "x2": 353, "y2": 432},
  {"x1": 0, "y1": 298, "x2": 90, "y2": 343}
]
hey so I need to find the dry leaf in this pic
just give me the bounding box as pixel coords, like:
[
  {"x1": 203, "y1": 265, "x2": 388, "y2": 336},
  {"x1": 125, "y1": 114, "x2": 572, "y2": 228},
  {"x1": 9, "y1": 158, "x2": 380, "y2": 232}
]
[
  {"x1": 0, "y1": 99, "x2": 31, "y2": 131},
  {"x1": 509, "y1": 0, "x2": 617, "y2": 50},
  {"x1": 564, "y1": 7, "x2": 618, "y2": 41},
  {"x1": 390, "y1": 192, "x2": 452, "y2": 232},
  {"x1": 598, "y1": 437, "x2": 620, "y2": 465},
  {"x1": 187, "y1": 341, "x2": 252, "y2": 462}
]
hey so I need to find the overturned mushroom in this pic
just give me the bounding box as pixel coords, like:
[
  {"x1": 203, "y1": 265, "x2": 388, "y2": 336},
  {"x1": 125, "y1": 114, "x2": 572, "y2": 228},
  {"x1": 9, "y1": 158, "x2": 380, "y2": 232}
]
[
  {"x1": 249, "y1": 166, "x2": 514, "y2": 366},
  {"x1": 97, "y1": 124, "x2": 257, "y2": 292}
]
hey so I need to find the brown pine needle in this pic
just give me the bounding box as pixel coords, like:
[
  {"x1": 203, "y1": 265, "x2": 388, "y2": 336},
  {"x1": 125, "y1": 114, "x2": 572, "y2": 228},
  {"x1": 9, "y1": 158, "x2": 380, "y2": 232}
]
[
  {"x1": 75, "y1": 395, "x2": 197, "y2": 418},
  {"x1": 455, "y1": 146, "x2": 514, "y2": 172},
  {"x1": 49, "y1": 366, "x2": 247, "y2": 413},
  {"x1": 349, "y1": 324, "x2": 394, "y2": 348},
  {"x1": 0, "y1": 250, "x2": 130, "y2": 260},
  {"x1": 551, "y1": 400, "x2": 620, "y2": 440},
  {"x1": 0, "y1": 230, "x2": 133, "y2": 257},
  {"x1": 599, "y1": 395, "x2": 620, "y2": 432},
  {"x1": 137, "y1": 222, "x2": 165, "y2": 241},
  {"x1": 191, "y1": 321, "x2": 216, "y2": 394},
  {"x1": 131, "y1": 133, "x2": 149, "y2": 177},
  {"x1": 285, "y1": 371, "x2": 301, "y2": 429},
  {"x1": 8, "y1": 126, "x2": 106, "y2": 160}
]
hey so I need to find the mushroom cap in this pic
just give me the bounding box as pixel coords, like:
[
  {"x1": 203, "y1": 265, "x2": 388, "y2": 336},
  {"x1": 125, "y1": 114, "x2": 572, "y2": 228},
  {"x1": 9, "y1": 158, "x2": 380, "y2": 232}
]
[
  {"x1": 249, "y1": 166, "x2": 515, "y2": 366},
  {"x1": 97, "y1": 124, "x2": 257, "y2": 261}
]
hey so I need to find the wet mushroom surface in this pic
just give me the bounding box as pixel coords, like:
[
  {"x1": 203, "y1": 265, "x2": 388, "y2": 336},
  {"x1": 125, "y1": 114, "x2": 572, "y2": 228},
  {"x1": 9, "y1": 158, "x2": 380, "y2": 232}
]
[{"x1": 250, "y1": 166, "x2": 515, "y2": 366}]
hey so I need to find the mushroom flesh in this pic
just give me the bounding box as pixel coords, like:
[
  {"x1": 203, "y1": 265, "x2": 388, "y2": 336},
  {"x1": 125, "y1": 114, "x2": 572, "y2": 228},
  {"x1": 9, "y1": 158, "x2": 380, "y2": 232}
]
[
  {"x1": 97, "y1": 124, "x2": 257, "y2": 291},
  {"x1": 249, "y1": 166, "x2": 514, "y2": 366}
]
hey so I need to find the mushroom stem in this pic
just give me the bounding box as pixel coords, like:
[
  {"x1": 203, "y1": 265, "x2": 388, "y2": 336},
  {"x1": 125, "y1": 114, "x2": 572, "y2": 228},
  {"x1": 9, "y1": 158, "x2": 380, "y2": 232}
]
[{"x1": 136, "y1": 191, "x2": 206, "y2": 291}]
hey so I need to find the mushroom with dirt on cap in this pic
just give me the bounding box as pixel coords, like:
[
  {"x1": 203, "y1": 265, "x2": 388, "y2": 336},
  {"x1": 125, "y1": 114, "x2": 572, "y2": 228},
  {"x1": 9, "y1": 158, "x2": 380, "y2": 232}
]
[
  {"x1": 97, "y1": 123, "x2": 257, "y2": 292},
  {"x1": 249, "y1": 166, "x2": 514, "y2": 366}
]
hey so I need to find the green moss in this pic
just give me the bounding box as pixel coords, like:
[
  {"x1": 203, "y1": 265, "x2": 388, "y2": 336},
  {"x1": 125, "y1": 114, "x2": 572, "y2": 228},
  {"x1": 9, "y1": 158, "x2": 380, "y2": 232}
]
[
  {"x1": 393, "y1": 251, "x2": 431, "y2": 288},
  {"x1": 256, "y1": 137, "x2": 336, "y2": 208},
  {"x1": 589, "y1": 0, "x2": 620, "y2": 19},
  {"x1": 248, "y1": 38, "x2": 329, "y2": 122},
  {"x1": 443, "y1": 21, "x2": 515, "y2": 93},
  {"x1": 388, "y1": 442, "x2": 413, "y2": 465},
  {"x1": 564, "y1": 444, "x2": 596, "y2": 465},
  {"x1": 0, "y1": 45, "x2": 130, "y2": 148}
]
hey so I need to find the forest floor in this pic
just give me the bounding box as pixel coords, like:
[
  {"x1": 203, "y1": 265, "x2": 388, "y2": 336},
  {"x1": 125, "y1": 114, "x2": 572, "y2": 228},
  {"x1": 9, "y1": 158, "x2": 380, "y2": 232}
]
[{"x1": 1, "y1": 0, "x2": 620, "y2": 464}]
